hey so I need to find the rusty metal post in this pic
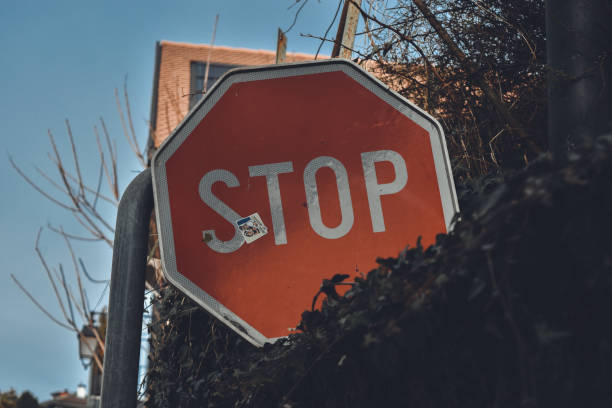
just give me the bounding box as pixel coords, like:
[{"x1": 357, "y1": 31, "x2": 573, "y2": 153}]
[
  {"x1": 332, "y1": 0, "x2": 362, "y2": 59},
  {"x1": 101, "y1": 169, "x2": 153, "y2": 408},
  {"x1": 338, "y1": 0, "x2": 362, "y2": 60},
  {"x1": 276, "y1": 28, "x2": 287, "y2": 64},
  {"x1": 547, "y1": 0, "x2": 612, "y2": 159},
  {"x1": 331, "y1": 0, "x2": 350, "y2": 58}
]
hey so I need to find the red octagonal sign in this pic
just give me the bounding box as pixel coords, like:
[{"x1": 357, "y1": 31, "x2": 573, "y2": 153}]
[{"x1": 152, "y1": 60, "x2": 458, "y2": 346}]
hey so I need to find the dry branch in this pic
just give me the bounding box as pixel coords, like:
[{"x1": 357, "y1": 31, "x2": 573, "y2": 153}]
[
  {"x1": 410, "y1": 0, "x2": 540, "y2": 154},
  {"x1": 203, "y1": 14, "x2": 219, "y2": 94},
  {"x1": 116, "y1": 81, "x2": 147, "y2": 168},
  {"x1": 10, "y1": 274, "x2": 74, "y2": 331},
  {"x1": 60, "y1": 227, "x2": 90, "y2": 321}
]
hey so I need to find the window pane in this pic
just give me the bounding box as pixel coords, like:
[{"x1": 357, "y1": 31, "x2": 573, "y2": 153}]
[{"x1": 190, "y1": 62, "x2": 239, "y2": 109}]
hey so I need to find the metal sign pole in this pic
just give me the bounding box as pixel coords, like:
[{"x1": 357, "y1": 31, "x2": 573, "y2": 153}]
[
  {"x1": 101, "y1": 169, "x2": 153, "y2": 408},
  {"x1": 547, "y1": 0, "x2": 612, "y2": 159}
]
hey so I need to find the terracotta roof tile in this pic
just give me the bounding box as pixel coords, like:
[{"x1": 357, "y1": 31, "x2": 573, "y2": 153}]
[{"x1": 160, "y1": 40, "x2": 320, "y2": 64}]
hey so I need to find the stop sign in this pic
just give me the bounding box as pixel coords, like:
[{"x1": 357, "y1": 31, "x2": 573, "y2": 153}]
[{"x1": 152, "y1": 60, "x2": 458, "y2": 346}]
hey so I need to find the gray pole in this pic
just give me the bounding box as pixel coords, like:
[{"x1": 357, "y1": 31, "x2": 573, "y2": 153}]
[
  {"x1": 547, "y1": 0, "x2": 612, "y2": 159},
  {"x1": 101, "y1": 169, "x2": 153, "y2": 408}
]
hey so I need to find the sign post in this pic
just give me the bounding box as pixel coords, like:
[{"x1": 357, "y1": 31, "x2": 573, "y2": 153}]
[
  {"x1": 152, "y1": 60, "x2": 458, "y2": 346},
  {"x1": 275, "y1": 28, "x2": 287, "y2": 64},
  {"x1": 101, "y1": 169, "x2": 153, "y2": 408}
]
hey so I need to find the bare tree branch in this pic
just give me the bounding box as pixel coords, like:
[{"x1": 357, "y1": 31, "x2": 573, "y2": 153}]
[
  {"x1": 315, "y1": 0, "x2": 344, "y2": 60},
  {"x1": 58, "y1": 264, "x2": 76, "y2": 325},
  {"x1": 122, "y1": 79, "x2": 147, "y2": 168},
  {"x1": 93, "y1": 124, "x2": 116, "y2": 205},
  {"x1": 99, "y1": 118, "x2": 119, "y2": 199},
  {"x1": 79, "y1": 258, "x2": 110, "y2": 284},
  {"x1": 92, "y1": 161, "x2": 105, "y2": 209},
  {"x1": 47, "y1": 223, "x2": 103, "y2": 242},
  {"x1": 64, "y1": 119, "x2": 85, "y2": 198},
  {"x1": 284, "y1": 0, "x2": 308, "y2": 34},
  {"x1": 11, "y1": 81, "x2": 149, "y2": 376},
  {"x1": 48, "y1": 129, "x2": 79, "y2": 205},
  {"x1": 79, "y1": 200, "x2": 115, "y2": 234},
  {"x1": 43, "y1": 155, "x2": 118, "y2": 207},
  {"x1": 60, "y1": 227, "x2": 90, "y2": 322},
  {"x1": 94, "y1": 282, "x2": 110, "y2": 311},
  {"x1": 34, "y1": 228, "x2": 73, "y2": 325},
  {"x1": 9, "y1": 155, "x2": 76, "y2": 211},
  {"x1": 469, "y1": 0, "x2": 537, "y2": 62},
  {"x1": 70, "y1": 211, "x2": 113, "y2": 246},
  {"x1": 203, "y1": 14, "x2": 219, "y2": 94},
  {"x1": 410, "y1": 0, "x2": 540, "y2": 154}
]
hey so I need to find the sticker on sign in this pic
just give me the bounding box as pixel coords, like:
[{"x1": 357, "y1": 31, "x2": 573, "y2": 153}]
[
  {"x1": 152, "y1": 59, "x2": 459, "y2": 346},
  {"x1": 235, "y1": 213, "x2": 268, "y2": 244}
]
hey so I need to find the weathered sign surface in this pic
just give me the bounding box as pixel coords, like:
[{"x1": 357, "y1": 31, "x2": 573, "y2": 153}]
[{"x1": 152, "y1": 60, "x2": 458, "y2": 345}]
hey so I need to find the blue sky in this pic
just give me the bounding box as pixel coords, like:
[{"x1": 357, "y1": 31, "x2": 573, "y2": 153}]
[{"x1": 0, "y1": 0, "x2": 344, "y2": 400}]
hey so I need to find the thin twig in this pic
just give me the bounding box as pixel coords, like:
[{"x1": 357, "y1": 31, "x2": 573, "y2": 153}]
[
  {"x1": 122, "y1": 79, "x2": 146, "y2": 167},
  {"x1": 64, "y1": 280, "x2": 87, "y2": 324},
  {"x1": 9, "y1": 155, "x2": 75, "y2": 212},
  {"x1": 348, "y1": 0, "x2": 446, "y2": 85},
  {"x1": 83, "y1": 289, "x2": 92, "y2": 317},
  {"x1": 115, "y1": 86, "x2": 133, "y2": 162},
  {"x1": 61, "y1": 278, "x2": 106, "y2": 360},
  {"x1": 284, "y1": 0, "x2": 308, "y2": 34},
  {"x1": 99, "y1": 118, "x2": 119, "y2": 199},
  {"x1": 470, "y1": 0, "x2": 537, "y2": 62},
  {"x1": 32, "y1": 165, "x2": 72, "y2": 199},
  {"x1": 94, "y1": 282, "x2": 110, "y2": 311},
  {"x1": 92, "y1": 161, "x2": 105, "y2": 209},
  {"x1": 79, "y1": 258, "x2": 110, "y2": 284},
  {"x1": 80, "y1": 200, "x2": 115, "y2": 234},
  {"x1": 70, "y1": 211, "x2": 113, "y2": 247},
  {"x1": 47, "y1": 223, "x2": 103, "y2": 242},
  {"x1": 43, "y1": 156, "x2": 117, "y2": 206},
  {"x1": 64, "y1": 119, "x2": 85, "y2": 198},
  {"x1": 34, "y1": 228, "x2": 73, "y2": 324},
  {"x1": 58, "y1": 264, "x2": 76, "y2": 326},
  {"x1": 203, "y1": 14, "x2": 219, "y2": 94},
  {"x1": 410, "y1": 0, "x2": 539, "y2": 154},
  {"x1": 48, "y1": 129, "x2": 78, "y2": 206},
  {"x1": 315, "y1": 0, "x2": 343, "y2": 60},
  {"x1": 60, "y1": 227, "x2": 90, "y2": 322},
  {"x1": 362, "y1": 0, "x2": 383, "y2": 61},
  {"x1": 93, "y1": 125, "x2": 116, "y2": 201},
  {"x1": 11, "y1": 274, "x2": 75, "y2": 331}
]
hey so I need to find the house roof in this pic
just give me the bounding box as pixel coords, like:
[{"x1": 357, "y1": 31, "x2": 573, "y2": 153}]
[
  {"x1": 159, "y1": 40, "x2": 317, "y2": 65},
  {"x1": 40, "y1": 391, "x2": 87, "y2": 408}
]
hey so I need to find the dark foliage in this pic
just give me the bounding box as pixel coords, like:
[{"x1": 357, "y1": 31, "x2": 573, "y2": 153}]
[
  {"x1": 16, "y1": 392, "x2": 39, "y2": 408},
  {"x1": 146, "y1": 135, "x2": 612, "y2": 407},
  {"x1": 0, "y1": 390, "x2": 40, "y2": 408}
]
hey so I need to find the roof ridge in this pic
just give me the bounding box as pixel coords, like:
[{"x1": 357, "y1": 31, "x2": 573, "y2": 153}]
[{"x1": 159, "y1": 40, "x2": 320, "y2": 59}]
